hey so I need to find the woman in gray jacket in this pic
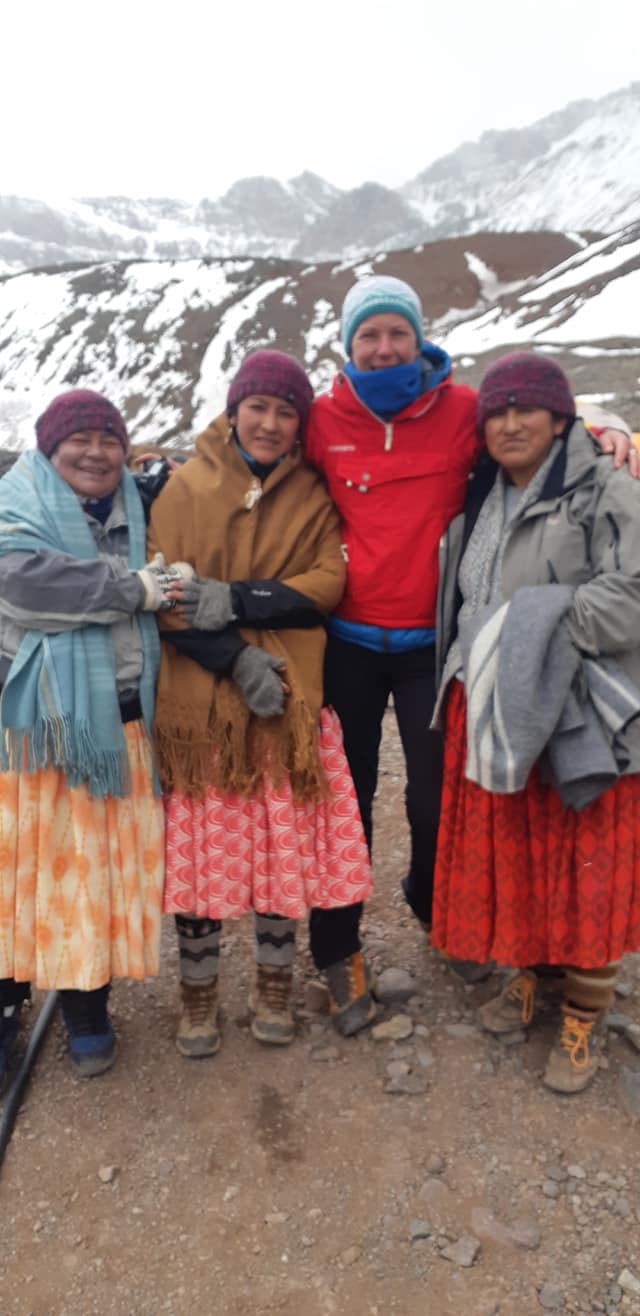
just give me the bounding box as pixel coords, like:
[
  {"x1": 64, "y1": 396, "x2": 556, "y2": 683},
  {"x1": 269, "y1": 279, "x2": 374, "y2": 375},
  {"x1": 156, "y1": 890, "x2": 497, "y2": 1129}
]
[
  {"x1": 432, "y1": 352, "x2": 640, "y2": 1094},
  {"x1": 0, "y1": 390, "x2": 178, "y2": 1087}
]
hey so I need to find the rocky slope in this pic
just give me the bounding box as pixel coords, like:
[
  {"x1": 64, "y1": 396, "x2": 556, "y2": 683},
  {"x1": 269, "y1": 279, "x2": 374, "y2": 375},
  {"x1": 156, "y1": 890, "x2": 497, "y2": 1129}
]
[{"x1": 1, "y1": 223, "x2": 638, "y2": 452}]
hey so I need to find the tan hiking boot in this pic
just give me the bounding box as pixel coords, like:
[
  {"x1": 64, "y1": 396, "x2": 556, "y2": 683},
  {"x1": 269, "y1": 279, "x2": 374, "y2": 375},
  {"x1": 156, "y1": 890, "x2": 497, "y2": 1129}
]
[
  {"x1": 478, "y1": 969, "x2": 537, "y2": 1034},
  {"x1": 176, "y1": 979, "x2": 220, "y2": 1058},
  {"x1": 325, "y1": 951, "x2": 377, "y2": 1037},
  {"x1": 543, "y1": 1003, "x2": 606, "y2": 1094},
  {"x1": 251, "y1": 964, "x2": 295, "y2": 1045}
]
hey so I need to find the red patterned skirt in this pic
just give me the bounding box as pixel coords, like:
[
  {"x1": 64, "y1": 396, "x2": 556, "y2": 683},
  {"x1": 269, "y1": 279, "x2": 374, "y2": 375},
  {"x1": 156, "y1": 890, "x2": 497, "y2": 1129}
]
[
  {"x1": 163, "y1": 709, "x2": 372, "y2": 920},
  {"x1": 431, "y1": 681, "x2": 640, "y2": 969}
]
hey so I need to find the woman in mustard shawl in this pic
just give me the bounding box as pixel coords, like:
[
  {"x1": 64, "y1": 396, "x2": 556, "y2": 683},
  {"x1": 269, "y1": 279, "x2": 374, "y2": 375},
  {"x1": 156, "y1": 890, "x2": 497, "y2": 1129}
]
[{"x1": 149, "y1": 351, "x2": 373, "y2": 1057}]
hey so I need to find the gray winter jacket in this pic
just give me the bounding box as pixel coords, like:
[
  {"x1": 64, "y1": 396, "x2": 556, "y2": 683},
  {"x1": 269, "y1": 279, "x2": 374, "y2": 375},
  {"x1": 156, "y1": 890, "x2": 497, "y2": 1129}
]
[
  {"x1": 0, "y1": 488, "x2": 146, "y2": 696},
  {"x1": 436, "y1": 419, "x2": 640, "y2": 779}
]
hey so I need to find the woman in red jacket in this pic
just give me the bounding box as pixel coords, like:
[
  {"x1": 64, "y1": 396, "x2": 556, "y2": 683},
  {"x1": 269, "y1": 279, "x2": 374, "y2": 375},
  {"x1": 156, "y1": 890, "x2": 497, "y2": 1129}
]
[{"x1": 305, "y1": 275, "x2": 634, "y2": 1035}]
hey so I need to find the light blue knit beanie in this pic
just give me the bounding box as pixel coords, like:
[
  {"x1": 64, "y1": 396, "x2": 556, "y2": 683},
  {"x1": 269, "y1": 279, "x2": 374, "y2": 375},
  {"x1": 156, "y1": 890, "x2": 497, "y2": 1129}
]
[{"x1": 341, "y1": 275, "x2": 424, "y2": 356}]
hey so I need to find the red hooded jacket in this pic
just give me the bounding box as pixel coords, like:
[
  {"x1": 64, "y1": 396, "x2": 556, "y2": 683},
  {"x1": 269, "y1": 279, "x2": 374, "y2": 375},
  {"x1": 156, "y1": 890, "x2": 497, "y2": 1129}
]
[{"x1": 305, "y1": 370, "x2": 480, "y2": 629}]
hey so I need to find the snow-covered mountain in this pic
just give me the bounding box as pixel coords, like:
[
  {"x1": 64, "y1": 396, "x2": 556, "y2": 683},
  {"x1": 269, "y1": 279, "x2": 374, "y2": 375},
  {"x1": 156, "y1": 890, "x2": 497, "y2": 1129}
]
[
  {"x1": 1, "y1": 225, "x2": 638, "y2": 453},
  {"x1": 403, "y1": 83, "x2": 640, "y2": 238},
  {"x1": 0, "y1": 83, "x2": 638, "y2": 275}
]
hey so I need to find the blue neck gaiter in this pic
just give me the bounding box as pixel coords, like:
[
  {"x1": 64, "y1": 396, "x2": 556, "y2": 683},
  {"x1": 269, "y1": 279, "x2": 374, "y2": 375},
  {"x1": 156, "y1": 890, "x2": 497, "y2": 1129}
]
[
  {"x1": 343, "y1": 343, "x2": 452, "y2": 421},
  {"x1": 343, "y1": 358, "x2": 424, "y2": 420}
]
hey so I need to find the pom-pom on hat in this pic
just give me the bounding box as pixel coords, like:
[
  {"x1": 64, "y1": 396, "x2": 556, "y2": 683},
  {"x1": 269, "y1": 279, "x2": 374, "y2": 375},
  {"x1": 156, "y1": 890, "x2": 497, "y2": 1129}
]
[
  {"x1": 35, "y1": 390, "x2": 129, "y2": 459},
  {"x1": 226, "y1": 350, "x2": 314, "y2": 428},
  {"x1": 477, "y1": 352, "x2": 576, "y2": 433},
  {"x1": 341, "y1": 276, "x2": 424, "y2": 355}
]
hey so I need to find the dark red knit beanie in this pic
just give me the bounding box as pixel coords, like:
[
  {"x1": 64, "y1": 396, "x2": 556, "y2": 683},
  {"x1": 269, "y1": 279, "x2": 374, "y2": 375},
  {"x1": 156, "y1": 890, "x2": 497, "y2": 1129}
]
[
  {"x1": 226, "y1": 351, "x2": 314, "y2": 429},
  {"x1": 477, "y1": 353, "x2": 575, "y2": 433},
  {"x1": 35, "y1": 390, "x2": 129, "y2": 459}
]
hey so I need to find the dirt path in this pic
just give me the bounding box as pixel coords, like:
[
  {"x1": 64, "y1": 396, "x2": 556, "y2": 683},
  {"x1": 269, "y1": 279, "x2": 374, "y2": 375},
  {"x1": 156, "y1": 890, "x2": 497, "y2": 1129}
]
[{"x1": 2, "y1": 713, "x2": 640, "y2": 1316}]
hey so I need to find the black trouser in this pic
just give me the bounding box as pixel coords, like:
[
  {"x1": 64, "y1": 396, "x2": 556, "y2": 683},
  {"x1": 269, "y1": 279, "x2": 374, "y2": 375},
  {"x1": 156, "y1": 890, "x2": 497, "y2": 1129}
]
[
  {"x1": 0, "y1": 980, "x2": 110, "y2": 1019},
  {"x1": 0, "y1": 979, "x2": 31, "y2": 1009},
  {"x1": 309, "y1": 636, "x2": 443, "y2": 970}
]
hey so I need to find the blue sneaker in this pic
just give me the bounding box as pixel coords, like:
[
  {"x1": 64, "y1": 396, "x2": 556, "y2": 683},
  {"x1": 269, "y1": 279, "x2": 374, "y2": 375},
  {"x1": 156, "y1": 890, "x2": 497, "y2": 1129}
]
[
  {"x1": 0, "y1": 1005, "x2": 21, "y2": 1093},
  {"x1": 61, "y1": 988, "x2": 117, "y2": 1078}
]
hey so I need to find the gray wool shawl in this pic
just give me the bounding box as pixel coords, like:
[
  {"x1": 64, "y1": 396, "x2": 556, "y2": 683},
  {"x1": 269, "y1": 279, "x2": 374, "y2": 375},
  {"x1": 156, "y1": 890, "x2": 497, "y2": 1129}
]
[{"x1": 458, "y1": 584, "x2": 640, "y2": 810}]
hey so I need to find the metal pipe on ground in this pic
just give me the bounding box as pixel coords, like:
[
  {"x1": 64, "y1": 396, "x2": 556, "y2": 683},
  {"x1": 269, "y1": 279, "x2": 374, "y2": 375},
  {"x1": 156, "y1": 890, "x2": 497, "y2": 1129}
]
[{"x1": 0, "y1": 991, "x2": 59, "y2": 1171}]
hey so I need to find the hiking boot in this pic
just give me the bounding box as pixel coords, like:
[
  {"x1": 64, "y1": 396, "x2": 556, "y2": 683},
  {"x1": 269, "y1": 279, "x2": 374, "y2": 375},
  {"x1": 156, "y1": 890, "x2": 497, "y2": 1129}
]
[
  {"x1": 251, "y1": 964, "x2": 295, "y2": 1045},
  {"x1": 543, "y1": 1003, "x2": 607, "y2": 1094},
  {"x1": 478, "y1": 969, "x2": 537, "y2": 1035},
  {"x1": 176, "y1": 979, "x2": 220, "y2": 1058},
  {"x1": 60, "y1": 987, "x2": 117, "y2": 1078},
  {"x1": 325, "y1": 952, "x2": 377, "y2": 1037},
  {"x1": 0, "y1": 1004, "x2": 22, "y2": 1094}
]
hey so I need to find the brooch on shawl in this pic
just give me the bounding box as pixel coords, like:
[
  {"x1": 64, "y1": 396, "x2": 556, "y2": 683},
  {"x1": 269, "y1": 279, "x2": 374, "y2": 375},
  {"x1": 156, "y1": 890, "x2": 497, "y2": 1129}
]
[{"x1": 244, "y1": 479, "x2": 263, "y2": 510}]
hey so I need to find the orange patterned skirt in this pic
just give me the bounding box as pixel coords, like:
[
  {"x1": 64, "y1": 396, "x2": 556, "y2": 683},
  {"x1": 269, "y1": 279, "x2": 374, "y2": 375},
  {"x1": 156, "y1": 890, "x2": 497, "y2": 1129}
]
[
  {"x1": 432, "y1": 681, "x2": 640, "y2": 969},
  {"x1": 0, "y1": 720, "x2": 165, "y2": 991}
]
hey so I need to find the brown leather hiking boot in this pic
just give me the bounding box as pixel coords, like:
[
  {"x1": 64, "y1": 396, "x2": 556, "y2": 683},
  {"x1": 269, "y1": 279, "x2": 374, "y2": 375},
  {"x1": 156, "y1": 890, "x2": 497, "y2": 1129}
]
[
  {"x1": 478, "y1": 969, "x2": 537, "y2": 1034},
  {"x1": 251, "y1": 964, "x2": 295, "y2": 1045},
  {"x1": 543, "y1": 1003, "x2": 607, "y2": 1094},
  {"x1": 325, "y1": 951, "x2": 376, "y2": 1037},
  {"x1": 176, "y1": 979, "x2": 220, "y2": 1058}
]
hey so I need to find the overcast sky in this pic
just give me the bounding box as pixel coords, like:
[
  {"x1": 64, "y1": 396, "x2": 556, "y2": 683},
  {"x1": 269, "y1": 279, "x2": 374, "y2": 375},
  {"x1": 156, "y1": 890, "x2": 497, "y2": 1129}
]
[{"x1": 4, "y1": 0, "x2": 639, "y2": 200}]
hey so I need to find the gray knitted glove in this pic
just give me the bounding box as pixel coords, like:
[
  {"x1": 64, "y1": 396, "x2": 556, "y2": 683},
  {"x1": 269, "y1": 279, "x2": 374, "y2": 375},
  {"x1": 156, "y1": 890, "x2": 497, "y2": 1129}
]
[
  {"x1": 181, "y1": 577, "x2": 235, "y2": 630},
  {"x1": 232, "y1": 647, "x2": 286, "y2": 718}
]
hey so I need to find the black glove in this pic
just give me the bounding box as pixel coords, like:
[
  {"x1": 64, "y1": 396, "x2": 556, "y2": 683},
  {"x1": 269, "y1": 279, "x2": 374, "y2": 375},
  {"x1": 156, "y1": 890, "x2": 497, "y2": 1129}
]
[{"x1": 231, "y1": 647, "x2": 286, "y2": 718}]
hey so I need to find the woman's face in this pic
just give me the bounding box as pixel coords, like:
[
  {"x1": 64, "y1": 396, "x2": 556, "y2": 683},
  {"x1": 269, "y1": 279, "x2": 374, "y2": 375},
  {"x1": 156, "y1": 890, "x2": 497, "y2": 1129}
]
[
  {"x1": 484, "y1": 406, "x2": 566, "y2": 486},
  {"x1": 234, "y1": 395, "x2": 300, "y2": 463},
  {"x1": 350, "y1": 313, "x2": 419, "y2": 371},
  {"x1": 50, "y1": 430, "x2": 126, "y2": 498}
]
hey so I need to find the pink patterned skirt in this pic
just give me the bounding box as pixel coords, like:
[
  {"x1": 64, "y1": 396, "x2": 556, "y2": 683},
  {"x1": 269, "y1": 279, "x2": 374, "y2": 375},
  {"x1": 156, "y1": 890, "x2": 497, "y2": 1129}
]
[{"x1": 163, "y1": 709, "x2": 372, "y2": 920}]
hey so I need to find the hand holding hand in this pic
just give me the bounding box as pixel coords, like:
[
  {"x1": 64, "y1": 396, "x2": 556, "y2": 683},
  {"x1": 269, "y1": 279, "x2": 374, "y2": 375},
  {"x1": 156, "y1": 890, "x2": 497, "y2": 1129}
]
[
  {"x1": 171, "y1": 577, "x2": 234, "y2": 629},
  {"x1": 136, "y1": 554, "x2": 195, "y2": 611}
]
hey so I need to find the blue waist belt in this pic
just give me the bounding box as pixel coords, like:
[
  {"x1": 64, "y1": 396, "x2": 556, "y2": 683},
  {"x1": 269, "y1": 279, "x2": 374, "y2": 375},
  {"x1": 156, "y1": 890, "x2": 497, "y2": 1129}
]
[{"x1": 328, "y1": 617, "x2": 436, "y2": 653}]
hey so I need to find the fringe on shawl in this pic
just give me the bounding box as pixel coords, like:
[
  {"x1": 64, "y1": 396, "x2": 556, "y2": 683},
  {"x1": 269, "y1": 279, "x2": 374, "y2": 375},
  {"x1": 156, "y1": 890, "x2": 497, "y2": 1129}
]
[
  {"x1": 1, "y1": 716, "x2": 132, "y2": 798},
  {"x1": 154, "y1": 679, "x2": 327, "y2": 804}
]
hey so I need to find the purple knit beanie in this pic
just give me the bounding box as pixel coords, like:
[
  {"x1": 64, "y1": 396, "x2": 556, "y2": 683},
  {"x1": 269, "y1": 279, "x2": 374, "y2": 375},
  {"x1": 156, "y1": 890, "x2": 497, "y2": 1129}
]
[
  {"x1": 477, "y1": 353, "x2": 575, "y2": 433},
  {"x1": 226, "y1": 350, "x2": 314, "y2": 429},
  {"x1": 35, "y1": 390, "x2": 129, "y2": 459}
]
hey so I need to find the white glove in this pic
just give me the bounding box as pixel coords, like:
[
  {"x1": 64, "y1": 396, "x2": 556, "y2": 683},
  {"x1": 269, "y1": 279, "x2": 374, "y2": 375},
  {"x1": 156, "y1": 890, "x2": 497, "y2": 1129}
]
[
  {"x1": 135, "y1": 553, "x2": 194, "y2": 611},
  {"x1": 167, "y1": 561, "x2": 195, "y2": 584}
]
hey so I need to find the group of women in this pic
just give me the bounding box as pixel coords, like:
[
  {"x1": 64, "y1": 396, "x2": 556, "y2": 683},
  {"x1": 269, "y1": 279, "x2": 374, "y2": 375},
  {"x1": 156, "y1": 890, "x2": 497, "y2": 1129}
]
[{"x1": 1, "y1": 273, "x2": 639, "y2": 1098}]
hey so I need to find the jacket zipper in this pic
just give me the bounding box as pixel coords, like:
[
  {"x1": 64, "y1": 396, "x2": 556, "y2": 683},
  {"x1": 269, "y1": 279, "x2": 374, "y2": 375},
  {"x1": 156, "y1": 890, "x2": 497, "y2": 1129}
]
[{"x1": 341, "y1": 372, "x2": 440, "y2": 455}]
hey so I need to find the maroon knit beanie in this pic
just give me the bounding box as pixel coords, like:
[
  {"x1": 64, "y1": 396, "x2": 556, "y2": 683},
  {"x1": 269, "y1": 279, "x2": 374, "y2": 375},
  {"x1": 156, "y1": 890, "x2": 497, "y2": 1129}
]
[
  {"x1": 226, "y1": 350, "x2": 314, "y2": 429},
  {"x1": 35, "y1": 390, "x2": 129, "y2": 459},
  {"x1": 477, "y1": 353, "x2": 575, "y2": 433}
]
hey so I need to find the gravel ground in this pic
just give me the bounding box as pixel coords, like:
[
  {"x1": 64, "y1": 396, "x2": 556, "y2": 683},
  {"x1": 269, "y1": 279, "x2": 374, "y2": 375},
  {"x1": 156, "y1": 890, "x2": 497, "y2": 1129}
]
[{"x1": 1, "y1": 712, "x2": 640, "y2": 1316}]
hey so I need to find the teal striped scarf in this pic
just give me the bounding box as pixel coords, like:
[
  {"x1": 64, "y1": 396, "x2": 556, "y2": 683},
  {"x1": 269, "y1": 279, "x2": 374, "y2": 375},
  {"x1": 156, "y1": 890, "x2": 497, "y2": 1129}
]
[{"x1": 0, "y1": 450, "x2": 160, "y2": 797}]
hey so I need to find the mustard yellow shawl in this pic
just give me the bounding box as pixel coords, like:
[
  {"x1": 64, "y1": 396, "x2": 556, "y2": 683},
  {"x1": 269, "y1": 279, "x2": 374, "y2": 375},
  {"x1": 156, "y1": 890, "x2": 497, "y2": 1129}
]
[{"x1": 149, "y1": 416, "x2": 345, "y2": 800}]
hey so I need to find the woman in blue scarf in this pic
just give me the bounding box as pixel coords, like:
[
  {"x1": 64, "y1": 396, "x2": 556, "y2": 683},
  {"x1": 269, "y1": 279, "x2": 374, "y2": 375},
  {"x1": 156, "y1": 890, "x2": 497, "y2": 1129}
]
[{"x1": 0, "y1": 390, "x2": 176, "y2": 1086}]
